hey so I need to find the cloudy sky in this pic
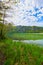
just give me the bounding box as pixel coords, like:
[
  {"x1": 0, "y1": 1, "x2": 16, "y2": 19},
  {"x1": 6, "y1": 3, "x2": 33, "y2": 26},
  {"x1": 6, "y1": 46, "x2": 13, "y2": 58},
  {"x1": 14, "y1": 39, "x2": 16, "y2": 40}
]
[{"x1": 6, "y1": 0, "x2": 43, "y2": 26}]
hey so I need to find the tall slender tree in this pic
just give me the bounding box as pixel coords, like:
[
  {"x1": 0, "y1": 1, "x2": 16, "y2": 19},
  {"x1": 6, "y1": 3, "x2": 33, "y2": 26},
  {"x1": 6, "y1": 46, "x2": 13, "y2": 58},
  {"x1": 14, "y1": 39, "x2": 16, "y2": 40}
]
[{"x1": 0, "y1": 0, "x2": 19, "y2": 39}]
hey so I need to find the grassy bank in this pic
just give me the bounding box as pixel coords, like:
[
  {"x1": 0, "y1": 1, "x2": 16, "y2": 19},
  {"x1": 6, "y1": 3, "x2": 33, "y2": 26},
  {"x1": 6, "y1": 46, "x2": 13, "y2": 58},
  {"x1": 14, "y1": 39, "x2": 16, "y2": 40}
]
[
  {"x1": 8, "y1": 33, "x2": 43, "y2": 40},
  {"x1": 0, "y1": 39, "x2": 43, "y2": 65}
]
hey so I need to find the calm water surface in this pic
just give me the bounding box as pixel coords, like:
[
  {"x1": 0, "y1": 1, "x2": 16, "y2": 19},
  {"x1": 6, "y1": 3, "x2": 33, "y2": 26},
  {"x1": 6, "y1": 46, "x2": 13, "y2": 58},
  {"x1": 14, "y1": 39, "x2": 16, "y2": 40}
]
[{"x1": 13, "y1": 39, "x2": 43, "y2": 45}]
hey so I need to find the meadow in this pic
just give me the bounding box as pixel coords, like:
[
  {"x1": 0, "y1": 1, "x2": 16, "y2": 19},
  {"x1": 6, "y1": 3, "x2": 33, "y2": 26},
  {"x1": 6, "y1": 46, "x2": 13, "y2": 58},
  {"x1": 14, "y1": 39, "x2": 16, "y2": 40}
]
[
  {"x1": 0, "y1": 39, "x2": 43, "y2": 65},
  {"x1": 8, "y1": 33, "x2": 43, "y2": 40}
]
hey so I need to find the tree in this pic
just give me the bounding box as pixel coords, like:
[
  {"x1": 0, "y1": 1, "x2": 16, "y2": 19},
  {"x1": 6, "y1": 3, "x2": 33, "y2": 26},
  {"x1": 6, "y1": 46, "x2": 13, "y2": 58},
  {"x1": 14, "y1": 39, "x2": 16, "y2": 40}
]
[{"x1": 0, "y1": 0, "x2": 19, "y2": 39}]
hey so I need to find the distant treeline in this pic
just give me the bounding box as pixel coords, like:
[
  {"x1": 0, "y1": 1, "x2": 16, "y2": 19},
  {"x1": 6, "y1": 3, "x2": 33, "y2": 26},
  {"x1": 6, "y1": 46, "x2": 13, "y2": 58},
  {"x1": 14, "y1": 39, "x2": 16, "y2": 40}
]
[{"x1": 11, "y1": 26, "x2": 43, "y2": 33}]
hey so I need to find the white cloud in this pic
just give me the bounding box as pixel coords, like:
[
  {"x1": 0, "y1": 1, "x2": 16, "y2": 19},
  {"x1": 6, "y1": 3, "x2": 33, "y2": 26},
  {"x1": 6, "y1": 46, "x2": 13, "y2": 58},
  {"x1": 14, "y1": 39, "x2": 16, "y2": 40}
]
[
  {"x1": 4, "y1": 0, "x2": 43, "y2": 26},
  {"x1": 37, "y1": 14, "x2": 43, "y2": 18}
]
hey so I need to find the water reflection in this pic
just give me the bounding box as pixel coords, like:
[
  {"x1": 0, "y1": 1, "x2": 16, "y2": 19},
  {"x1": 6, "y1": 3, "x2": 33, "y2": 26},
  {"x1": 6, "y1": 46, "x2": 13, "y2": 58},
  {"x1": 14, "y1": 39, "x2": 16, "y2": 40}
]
[
  {"x1": 21, "y1": 40, "x2": 43, "y2": 45},
  {"x1": 13, "y1": 39, "x2": 43, "y2": 45}
]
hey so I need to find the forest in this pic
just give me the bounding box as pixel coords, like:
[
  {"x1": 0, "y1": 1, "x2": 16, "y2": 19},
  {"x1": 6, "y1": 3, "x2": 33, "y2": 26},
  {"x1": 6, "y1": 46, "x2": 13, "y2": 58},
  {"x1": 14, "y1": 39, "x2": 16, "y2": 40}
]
[{"x1": 9, "y1": 26, "x2": 43, "y2": 33}]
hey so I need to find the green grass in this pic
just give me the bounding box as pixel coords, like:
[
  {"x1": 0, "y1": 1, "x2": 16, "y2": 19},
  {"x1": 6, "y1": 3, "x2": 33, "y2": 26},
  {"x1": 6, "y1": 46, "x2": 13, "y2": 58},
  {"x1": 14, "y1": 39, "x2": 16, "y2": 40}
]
[
  {"x1": 8, "y1": 33, "x2": 43, "y2": 40},
  {"x1": 0, "y1": 39, "x2": 43, "y2": 65}
]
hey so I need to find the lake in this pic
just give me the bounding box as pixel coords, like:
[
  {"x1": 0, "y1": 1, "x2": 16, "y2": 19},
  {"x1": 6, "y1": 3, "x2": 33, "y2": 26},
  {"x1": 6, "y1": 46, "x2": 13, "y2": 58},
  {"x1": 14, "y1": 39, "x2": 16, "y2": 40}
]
[{"x1": 13, "y1": 39, "x2": 43, "y2": 45}]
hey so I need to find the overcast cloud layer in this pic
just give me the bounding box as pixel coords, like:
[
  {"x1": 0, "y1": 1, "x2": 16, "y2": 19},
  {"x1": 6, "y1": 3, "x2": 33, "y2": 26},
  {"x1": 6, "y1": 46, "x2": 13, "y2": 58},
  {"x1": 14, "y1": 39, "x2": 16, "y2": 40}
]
[{"x1": 5, "y1": 0, "x2": 43, "y2": 26}]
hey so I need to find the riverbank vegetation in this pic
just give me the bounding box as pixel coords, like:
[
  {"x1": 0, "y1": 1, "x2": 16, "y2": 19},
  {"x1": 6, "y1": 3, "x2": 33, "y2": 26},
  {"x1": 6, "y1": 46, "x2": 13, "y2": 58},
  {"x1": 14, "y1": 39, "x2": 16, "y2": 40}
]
[{"x1": 0, "y1": 39, "x2": 43, "y2": 65}]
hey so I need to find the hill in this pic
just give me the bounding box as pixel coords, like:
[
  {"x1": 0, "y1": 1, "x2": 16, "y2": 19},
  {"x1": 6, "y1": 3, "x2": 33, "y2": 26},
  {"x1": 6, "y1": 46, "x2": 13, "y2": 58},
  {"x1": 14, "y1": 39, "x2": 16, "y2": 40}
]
[{"x1": 10, "y1": 26, "x2": 43, "y2": 33}]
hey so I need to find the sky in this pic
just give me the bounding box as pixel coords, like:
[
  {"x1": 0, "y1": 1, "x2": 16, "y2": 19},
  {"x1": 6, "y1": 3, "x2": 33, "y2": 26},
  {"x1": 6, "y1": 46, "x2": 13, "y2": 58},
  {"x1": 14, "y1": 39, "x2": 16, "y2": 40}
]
[{"x1": 4, "y1": 0, "x2": 43, "y2": 26}]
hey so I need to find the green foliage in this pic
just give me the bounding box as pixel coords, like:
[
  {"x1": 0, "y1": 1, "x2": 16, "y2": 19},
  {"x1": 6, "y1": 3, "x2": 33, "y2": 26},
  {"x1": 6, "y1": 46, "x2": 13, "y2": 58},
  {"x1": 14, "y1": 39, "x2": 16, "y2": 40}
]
[
  {"x1": 9, "y1": 26, "x2": 43, "y2": 33},
  {"x1": 7, "y1": 33, "x2": 43, "y2": 40},
  {"x1": 0, "y1": 39, "x2": 43, "y2": 65},
  {"x1": 0, "y1": 22, "x2": 7, "y2": 39},
  {"x1": 0, "y1": 0, "x2": 18, "y2": 40}
]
